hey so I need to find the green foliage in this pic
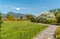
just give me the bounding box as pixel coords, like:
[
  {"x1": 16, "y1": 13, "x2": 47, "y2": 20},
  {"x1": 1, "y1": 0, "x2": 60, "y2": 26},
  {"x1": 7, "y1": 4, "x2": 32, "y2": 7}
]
[
  {"x1": 20, "y1": 16, "x2": 23, "y2": 20},
  {"x1": 1, "y1": 21, "x2": 48, "y2": 39},
  {"x1": 0, "y1": 13, "x2": 2, "y2": 27},
  {"x1": 26, "y1": 14, "x2": 36, "y2": 22},
  {"x1": 37, "y1": 12, "x2": 57, "y2": 24},
  {"x1": 56, "y1": 27, "x2": 60, "y2": 39},
  {"x1": 56, "y1": 13, "x2": 60, "y2": 23},
  {"x1": 6, "y1": 13, "x2": 15, "y2": 21},
  {"x1": 0, "y1": 13, "x2": 2, "y2": 20},
  {"x1": 49, "y1": 8, "x2": 60, "y2": 24}
]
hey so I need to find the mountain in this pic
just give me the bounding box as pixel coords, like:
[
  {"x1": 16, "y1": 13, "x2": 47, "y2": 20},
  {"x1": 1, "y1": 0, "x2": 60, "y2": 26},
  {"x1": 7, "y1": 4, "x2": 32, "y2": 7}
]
[
  {"x1": 6, "y1": 12, "x2": 26, "y2": 18},
  {"x1": 1, "y1": 13, "x2": 6, "y2": 18},
  {"x1": 2, "y1": 12, "x2": 26, "y2": 18},
  {"x1": 2, "y1": 12, "x2": 36, "y2": 19}
]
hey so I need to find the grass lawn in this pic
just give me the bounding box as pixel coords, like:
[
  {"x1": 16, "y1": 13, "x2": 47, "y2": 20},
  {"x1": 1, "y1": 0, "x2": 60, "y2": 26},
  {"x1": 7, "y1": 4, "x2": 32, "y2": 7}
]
[
  {"x1": 1, "y1": 21, "x2": 48, "y2": 39},
  {"x1": 56, "y1": 27, "x2": 60, "y2": 39}
]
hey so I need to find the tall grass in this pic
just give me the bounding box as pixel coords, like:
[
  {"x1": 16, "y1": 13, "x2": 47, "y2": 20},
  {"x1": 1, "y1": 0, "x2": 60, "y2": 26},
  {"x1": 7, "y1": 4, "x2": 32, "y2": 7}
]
[{"x1": 1, "y1": 21, "x2": 48, "y2": 39}]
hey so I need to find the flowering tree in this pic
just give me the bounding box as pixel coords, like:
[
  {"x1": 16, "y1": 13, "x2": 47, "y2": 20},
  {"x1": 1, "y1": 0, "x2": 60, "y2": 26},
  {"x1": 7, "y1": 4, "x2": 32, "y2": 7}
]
[
  {"x1": 49, "y1": 8, "x2": 60, "y2": 24},
  {"x1": 37, "y1": 12, "x2": 57, "y2": 24}
]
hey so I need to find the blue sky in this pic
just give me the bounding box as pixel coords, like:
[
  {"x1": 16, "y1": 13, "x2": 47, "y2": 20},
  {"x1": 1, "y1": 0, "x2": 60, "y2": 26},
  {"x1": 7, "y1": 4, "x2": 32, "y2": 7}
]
[{"x1": 0, "y1": 0, "x2": 60, "y2": 15}]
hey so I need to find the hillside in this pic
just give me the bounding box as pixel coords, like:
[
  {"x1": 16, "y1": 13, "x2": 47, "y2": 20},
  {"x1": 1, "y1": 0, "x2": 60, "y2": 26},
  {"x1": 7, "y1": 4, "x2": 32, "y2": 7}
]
[
  {"x1": 1, "y1": 12, "x2": 36, "y2": 19},
  {"x1": 1, "y1": 12, "x2": 26, "y2": 18}
]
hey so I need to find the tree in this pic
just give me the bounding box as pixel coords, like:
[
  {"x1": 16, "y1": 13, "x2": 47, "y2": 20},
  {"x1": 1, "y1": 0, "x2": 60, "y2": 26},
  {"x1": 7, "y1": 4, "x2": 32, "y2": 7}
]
[
  {"x1": 49, "y1": 9, "x2": 57, "y2": 16},
  {"x1": 56, "y1": 13, "x2": 60, "y2": 24},
  {"x1": 6, "y1": 13, "x2": 15, "y2": 21},
  {"x1": 37, "y1": 12, "x2": 57, "y2": 24},
  {"x1": 26, "y1": 14, "x2": 36, "y2": 22},
  {"x1": 0, "y1": 13, "x2": 2, "y2": 20},
  {"x1": 20, "y1": 16, "x2": 23, "y2": 21},
  {"x1": 0, "y1": 13, "x2": 2, "y2": 27},
  {"x1": 49, "y1": 8, "x2": 60, "y2": 24}
]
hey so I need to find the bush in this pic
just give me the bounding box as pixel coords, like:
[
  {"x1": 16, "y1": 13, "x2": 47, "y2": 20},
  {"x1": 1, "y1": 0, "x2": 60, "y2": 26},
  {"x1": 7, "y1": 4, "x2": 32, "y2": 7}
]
[
  {"x1": 57, "y1": 37, "x2": 60, "y2": 39},
  {"x1": 56, "y1": 27, "x2": 60, "y2": 39}
]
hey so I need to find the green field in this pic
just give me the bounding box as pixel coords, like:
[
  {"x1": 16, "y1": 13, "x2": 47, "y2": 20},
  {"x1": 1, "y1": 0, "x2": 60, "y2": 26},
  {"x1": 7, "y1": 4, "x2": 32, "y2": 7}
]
[{"x1": 1, "y1": 21, "x2": 48, "y2": 39}]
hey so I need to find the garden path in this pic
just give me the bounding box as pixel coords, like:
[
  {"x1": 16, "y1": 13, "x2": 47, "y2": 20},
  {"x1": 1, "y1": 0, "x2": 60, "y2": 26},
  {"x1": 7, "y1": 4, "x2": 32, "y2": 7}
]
[{"x1": 33, "y1": 25, "x2": 59, "y2": 39}]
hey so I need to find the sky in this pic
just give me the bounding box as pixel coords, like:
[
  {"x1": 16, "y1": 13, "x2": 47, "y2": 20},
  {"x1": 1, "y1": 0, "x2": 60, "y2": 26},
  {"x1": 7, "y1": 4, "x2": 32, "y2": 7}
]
[{"x1": 0, "y1": 0, "x2": 60, "y2": 15}]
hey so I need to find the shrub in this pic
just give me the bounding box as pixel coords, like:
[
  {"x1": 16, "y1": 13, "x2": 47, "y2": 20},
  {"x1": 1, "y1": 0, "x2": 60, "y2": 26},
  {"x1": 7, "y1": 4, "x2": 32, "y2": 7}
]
[{"x1": 56, "y1": 27, "x2": 60, "y2": 39}]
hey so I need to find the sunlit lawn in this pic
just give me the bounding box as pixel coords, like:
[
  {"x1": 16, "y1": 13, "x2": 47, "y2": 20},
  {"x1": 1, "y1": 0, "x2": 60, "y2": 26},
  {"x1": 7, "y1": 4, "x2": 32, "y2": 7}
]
[{"x1": 1, "y1": 21, "x2": 48, "y2": 39}]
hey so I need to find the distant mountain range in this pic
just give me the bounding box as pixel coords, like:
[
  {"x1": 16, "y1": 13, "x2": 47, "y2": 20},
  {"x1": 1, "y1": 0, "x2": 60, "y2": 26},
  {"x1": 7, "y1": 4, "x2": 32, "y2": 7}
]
[
  {"x1": 1, "y1": 12, "x2": 27, "y2": 18},
  {"x1": 1, "y1": 12, "x2": 36, "y2": 18}
]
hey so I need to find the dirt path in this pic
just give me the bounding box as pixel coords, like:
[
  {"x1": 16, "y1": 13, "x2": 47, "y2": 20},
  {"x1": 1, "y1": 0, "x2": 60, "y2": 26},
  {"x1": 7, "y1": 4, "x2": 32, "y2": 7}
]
[{"x1": 33, "y1": 25, "x2": 59, "y2": 39}]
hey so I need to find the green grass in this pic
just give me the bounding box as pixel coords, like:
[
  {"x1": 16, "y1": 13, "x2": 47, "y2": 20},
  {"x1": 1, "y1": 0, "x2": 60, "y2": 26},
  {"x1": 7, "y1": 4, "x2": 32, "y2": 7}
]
[{"x1": 1, "y1": 21, "x2": 48, "y2": 39}]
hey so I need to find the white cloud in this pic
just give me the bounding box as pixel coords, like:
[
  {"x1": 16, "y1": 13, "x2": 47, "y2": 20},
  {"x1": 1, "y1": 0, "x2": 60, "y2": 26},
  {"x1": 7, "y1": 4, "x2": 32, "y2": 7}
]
[
  {"x1": 15, "y1": 7, "x2": 36, "y2": 11},
  {"x1": 15, "y1": 8, "x2": 21, "y2": 11}
]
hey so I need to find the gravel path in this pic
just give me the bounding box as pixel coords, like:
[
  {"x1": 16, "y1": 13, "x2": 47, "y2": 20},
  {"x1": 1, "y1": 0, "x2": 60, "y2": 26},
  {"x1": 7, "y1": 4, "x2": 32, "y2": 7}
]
[{"x1": 33, "y1": 25, "x2": 59, "y2": 39}]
